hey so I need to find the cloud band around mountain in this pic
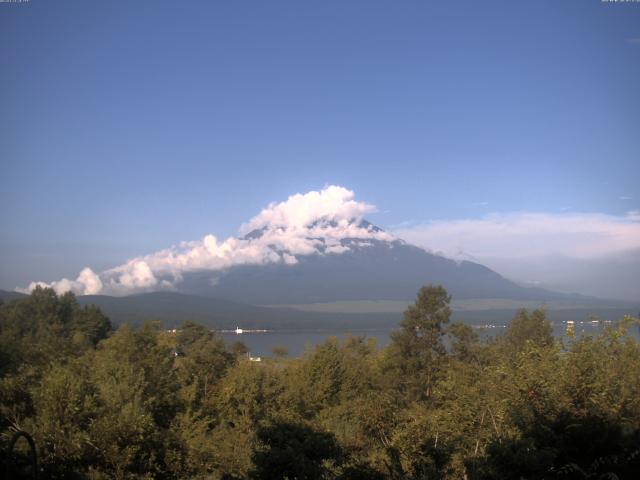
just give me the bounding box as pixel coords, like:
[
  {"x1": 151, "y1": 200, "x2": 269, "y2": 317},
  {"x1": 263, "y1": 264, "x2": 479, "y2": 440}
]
[{"x1": 18, "y1": 186, "x2": 391, "y2": 296}]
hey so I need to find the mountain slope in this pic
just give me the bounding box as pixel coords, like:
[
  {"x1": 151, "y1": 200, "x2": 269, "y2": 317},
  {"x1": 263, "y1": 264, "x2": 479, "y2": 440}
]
[{"x1": 177, "y1": 238, "x2": 586, "y2": 305}]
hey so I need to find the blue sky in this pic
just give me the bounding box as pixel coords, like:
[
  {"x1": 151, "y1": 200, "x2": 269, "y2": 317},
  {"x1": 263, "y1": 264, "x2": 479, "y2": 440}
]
[{"x1": 1, "y1": 0, "x2": 639, "y2": 294}]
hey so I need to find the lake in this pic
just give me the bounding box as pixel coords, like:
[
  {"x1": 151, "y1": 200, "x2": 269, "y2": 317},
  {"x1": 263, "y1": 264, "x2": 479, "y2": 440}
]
[
  {"x1": 221, "y1": 327, "x2": 395, "y2": 357},
  {"x1": 220, "y1": 319, "x2": 638, "y2": 357}
]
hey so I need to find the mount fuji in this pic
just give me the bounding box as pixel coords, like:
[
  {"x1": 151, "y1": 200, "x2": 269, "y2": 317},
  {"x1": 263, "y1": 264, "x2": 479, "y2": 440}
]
[
  {"x1": 177, "y1": 220, "x2": 573, "y2": 305},
  {"x1": 20, "y1": 186, "x2": 593, "y2": 307}
]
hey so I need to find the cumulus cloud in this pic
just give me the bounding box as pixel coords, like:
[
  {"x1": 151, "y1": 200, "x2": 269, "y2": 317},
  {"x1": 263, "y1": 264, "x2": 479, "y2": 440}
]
[
  {"x1": 393, "y1": 211, "x2": 640, "y2": 260},
  {"x1": 19, "y1": 186, "x2": 392, "y2": 296},
  {"x1": 241, "y1": 185, "x2": 376, "y2": 233},
  {"x1": 19, "y1": 267, "x2": 103, "y2": 296}
]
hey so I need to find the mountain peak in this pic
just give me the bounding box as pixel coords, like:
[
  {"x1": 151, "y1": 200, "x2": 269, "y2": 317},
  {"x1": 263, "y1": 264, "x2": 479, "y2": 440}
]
[{"x1": 243, "y1": 216, "x2": 387, "y2": 241}]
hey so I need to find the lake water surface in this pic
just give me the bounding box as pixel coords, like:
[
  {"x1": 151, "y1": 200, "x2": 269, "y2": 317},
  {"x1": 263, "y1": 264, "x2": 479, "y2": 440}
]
[
  {"x1": 221, "y1": 328, "x2": 394, "y2": 357},
  {"x1": 220, "y1": 320, "x2": 638, "y2": 358}
]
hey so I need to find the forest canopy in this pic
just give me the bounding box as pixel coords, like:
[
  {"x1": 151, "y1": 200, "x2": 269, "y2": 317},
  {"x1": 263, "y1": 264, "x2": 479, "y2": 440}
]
[{"x1": 1, "y1": 286, "x2": 639, "y2": 479}]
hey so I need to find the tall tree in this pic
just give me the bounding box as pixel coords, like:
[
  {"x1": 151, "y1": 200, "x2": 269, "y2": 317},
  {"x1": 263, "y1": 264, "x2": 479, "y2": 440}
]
[
  {"x1": 385, "y1": 285, "x2": 452, "y2": 402},
  {"x1": 502, "y1": 308, "x2": 553, "y2": 355}
]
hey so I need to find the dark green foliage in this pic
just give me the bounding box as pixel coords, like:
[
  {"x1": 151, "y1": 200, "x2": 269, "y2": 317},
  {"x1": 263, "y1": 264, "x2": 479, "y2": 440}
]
[
  {"x1": 2, "y1": 430, "x2": 39, "y2": 480},
  {"x1": 174, "y1": 320, "x2": 235, "y2": 413},
  {"x1": 250, "y1": 422, "x2": 343, "y2": 480},
  {"x1": 447, "y1": 322, "x2": 480, "y2": 363},
  {"x1": 477, "y1": 413, "x2": 640, "y2": 479},
  {"x1": 1, "y1": 286, "x2": 640, "y2": 479},
  {"x1": 0, "y1": 286, "x2": 112, "y2": 375}
]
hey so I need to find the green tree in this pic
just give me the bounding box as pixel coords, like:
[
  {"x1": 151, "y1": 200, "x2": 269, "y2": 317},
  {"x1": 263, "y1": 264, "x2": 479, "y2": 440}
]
[
  {"x1": 26, "y1": 362, "x2": 98, "y2": 478},
  {"x1": 0, "y1": 287, "x2": 112, "y2": 376},
  {"x1": 85, "y1": 323, "x2": 179, "y2": 478},
  {"x1": 502, "y1": 308, "x2": 553, "y2": 354},
  {"x1": 385, "y1": 285, "x2": 451, "y2": 401},
  {"x1": 174, "y1": 321, "x2": 235, "y2": 413}
]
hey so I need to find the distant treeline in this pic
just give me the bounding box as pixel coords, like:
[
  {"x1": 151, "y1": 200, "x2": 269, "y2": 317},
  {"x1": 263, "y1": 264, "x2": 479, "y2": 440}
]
[{"x1": 1, "y1": 286, "x2": 639, "y2": 479}]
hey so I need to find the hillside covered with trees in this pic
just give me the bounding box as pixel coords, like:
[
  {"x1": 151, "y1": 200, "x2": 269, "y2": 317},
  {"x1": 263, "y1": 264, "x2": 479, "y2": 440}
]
[{"x1": 1, "y1": 286, "x2": 639, "y2": 479}]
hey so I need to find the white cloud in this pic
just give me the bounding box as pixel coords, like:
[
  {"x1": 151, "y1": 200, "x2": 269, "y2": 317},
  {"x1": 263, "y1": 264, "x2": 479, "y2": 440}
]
[
  {"x1": 19, "y1": 186, "x2": 392, "y2": 296},
  {"x1": 77, "y1": 267, "x2": 103, "y2": 294},
  {"x1": 241, "y1": 185, "x2": 376, "y2": 233},
  {"x1": 393, "y1": 211, "x2": 640, "y2": 260},
  {"x1": 18, "y1": 267, "x2": 102, "y2": 296}
]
